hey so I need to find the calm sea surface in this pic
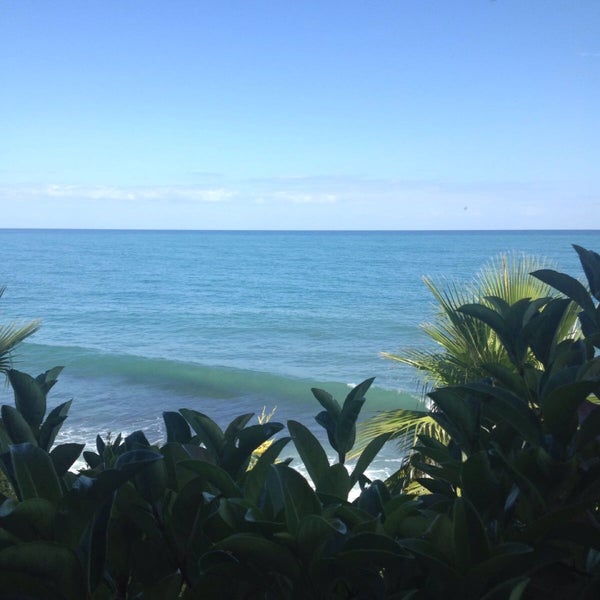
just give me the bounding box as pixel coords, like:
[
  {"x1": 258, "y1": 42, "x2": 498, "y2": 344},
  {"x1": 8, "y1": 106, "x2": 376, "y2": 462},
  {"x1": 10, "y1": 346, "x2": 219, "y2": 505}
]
[{"x1": 1, "y1": 229, "x2": 599, "y2": 477}]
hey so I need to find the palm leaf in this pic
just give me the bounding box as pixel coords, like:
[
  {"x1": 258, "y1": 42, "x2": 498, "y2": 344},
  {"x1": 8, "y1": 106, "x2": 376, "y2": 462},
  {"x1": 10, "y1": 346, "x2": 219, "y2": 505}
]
[
  {"x1": 0, "y1": 287, "x2": 40, "y2": 374},
  {"x1": 359, "y1": 253, "x2": 581, "y2": 488}
]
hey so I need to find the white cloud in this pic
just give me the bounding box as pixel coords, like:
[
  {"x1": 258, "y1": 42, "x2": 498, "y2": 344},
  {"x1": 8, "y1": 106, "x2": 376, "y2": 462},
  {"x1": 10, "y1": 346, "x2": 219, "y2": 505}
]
[
  {"x1": 270, "y1": 191, "x2": 338, "y2": 204},
  {"x1": 6, "y1": 184, "x2": 234, "y2": 203}
]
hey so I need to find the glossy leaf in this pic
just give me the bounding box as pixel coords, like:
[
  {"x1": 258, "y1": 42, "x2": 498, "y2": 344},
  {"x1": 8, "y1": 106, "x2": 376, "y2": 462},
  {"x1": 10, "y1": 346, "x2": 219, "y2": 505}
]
[
  {"x1": 532, "y1": 268, "x2": 595, "y2": 313},
  {"x1": 573, "y1": 244, "x2": 600, "y2": 302},
  {"x1": 288, "y1": 419, "x2": 329, "y2": 487},
  {"x1": 315, "y1": 409, "x2": 338, "y2": 451},
  {"x1": 50, "y1": 443, "x2": 84, "y2": 477},
  {"x1": 0, "y1": 497, "x2": 57, "y2": 541},
  {"x1": 180, "y1": 460, "x2": 241, "y2": 497},
  {"x1": 35, "y1": 366, "x2": 64, "y2": 396},
  {"x1": 541, "y1": 380, "x2": 599, "y2": 442},
  {"x1": 10, "y1": 443, "x2": 62, "y2": 505},
  {"x1": 38, "y1": 400, "x2": 72, "y2": 451},
  {"x1": 350, "y1": 432, "x2": 391, "y2": 486},
  {"x1": 316, "y1": 463, "x2": 351, "y2": 499},
  {"x1": 335, "y1": 396, "x2": 365, "y2": 457},
  {"x1": 0, "y1": 541, "x2": 84, "y2": 600},
  {"x1": 163, "y1": 411, "x2": 192, "y2": 444},
  {"x1": 8, "y1": 369, "x2": 46, "y2": 431},
  {"x1": 216, "y1": 533, "x2": 301, "y2": 580},
  {"x1": 311, "y1": 387, "x2": 341, "y2": 417},
  {"x1": 1, "y1": 404, "x2": 37, "y2": 444},
  {"x1": 242, "y1": 435, "x2": 290, "y2": 504},
  {"x1": 223, "y1": 413, "x2": 254, "y2": 441},
  {"x1": 180, "y1": 409, "x2": 224, "y2": 457}
]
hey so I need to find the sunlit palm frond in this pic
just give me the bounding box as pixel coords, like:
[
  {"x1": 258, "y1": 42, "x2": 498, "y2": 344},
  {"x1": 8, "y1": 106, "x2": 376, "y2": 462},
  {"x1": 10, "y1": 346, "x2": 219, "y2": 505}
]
[
  {"x1": 359, "y1": 252, "x2": 582, "y2": 490},
  {"x1": 0, "y1": 321, "x2": 40, "y2": 373},
  {"x1": 354, "y1": 408, "x2": 447, "y2": 458},
  {"x1": 0, "y1": 287, "x2": 40, "y2": 374}
]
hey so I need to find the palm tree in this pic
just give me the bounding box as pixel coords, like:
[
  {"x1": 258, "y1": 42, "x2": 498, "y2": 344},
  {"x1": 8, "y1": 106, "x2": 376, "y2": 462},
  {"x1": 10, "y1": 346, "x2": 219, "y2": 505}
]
[
  {"x1": 357, "y1": 253, "x2": 580, "y2": 490},
  {"x1": 0, "y1": 286, "x2": 40, "y2": 374}
]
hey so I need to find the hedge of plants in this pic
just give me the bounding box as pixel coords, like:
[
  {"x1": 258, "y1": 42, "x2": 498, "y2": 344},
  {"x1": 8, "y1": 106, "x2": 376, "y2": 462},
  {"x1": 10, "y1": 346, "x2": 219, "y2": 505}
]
[{"x1": 1, "y1": 245, "x2": 599, "y2": 599}]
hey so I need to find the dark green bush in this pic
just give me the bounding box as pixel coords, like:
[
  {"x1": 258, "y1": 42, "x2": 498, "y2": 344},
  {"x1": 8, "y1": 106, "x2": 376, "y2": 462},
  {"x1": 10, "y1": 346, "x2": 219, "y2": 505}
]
[{"x1": 0, "y1": 244, "x2": 598, "y2": 599}]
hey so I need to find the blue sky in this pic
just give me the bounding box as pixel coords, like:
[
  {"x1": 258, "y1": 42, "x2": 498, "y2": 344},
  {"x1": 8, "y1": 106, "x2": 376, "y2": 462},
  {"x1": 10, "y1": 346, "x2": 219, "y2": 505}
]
[{"x1": 1, "y1": 0, "x2": 598, "y2": 229}]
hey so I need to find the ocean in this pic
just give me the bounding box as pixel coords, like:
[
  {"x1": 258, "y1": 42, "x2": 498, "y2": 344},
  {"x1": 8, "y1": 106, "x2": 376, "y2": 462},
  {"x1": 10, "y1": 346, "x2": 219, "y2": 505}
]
[{"x1": 1, "y1": 229, "x2": 599, "y2": 479}]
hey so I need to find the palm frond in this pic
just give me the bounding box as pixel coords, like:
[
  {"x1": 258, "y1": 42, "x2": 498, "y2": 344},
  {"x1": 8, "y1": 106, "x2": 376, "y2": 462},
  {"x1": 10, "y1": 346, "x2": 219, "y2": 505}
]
[
  {"x1": 360, "y1": 252, "x2": 582, "y2": 489},
  {"x1": 0, "y1": 321, "x2": 40, "y2": 373},
  {"x1": 354, "y1": 408, "x2": 447, "y2": 458},
  {"x1": 0, "y1": 287, "x2": 40, "y2": 374}
]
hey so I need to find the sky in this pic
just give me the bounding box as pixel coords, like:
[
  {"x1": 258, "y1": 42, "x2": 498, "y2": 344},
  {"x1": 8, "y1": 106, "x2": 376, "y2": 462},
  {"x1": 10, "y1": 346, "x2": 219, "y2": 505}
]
[{"x1": 1, "y1": 0, "x2": 598, "y2": 230}]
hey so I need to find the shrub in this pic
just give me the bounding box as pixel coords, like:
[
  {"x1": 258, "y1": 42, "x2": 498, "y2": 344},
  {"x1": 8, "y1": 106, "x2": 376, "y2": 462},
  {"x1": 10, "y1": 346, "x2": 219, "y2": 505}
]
[{"x1": 0, "y1": 244, "x2": 598, "y2": 599}]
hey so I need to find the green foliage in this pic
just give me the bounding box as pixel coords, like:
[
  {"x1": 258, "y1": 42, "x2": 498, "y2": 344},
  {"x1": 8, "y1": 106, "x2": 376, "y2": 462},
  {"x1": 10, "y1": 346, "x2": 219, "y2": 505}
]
[
  {"x1": 0, "y1": 286, "x2": 40, "y2": 374},
  {"x1": 0, "y1": 245, "x2": 599, "y2": 599},
  {"x1": 357, "y1": 252, "x2": 582, "y2": 489}
]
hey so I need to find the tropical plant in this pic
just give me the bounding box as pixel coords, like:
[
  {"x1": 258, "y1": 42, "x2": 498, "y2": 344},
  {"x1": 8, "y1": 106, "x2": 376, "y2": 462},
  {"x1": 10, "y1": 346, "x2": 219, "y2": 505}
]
[
  {"x1": 404, "y1": 244, "x2": 600, "y2": 598},
  {"x1": 0, "y1": 286, "x2": 40, "y2": 374},
  {"x1": 357, "y1": 253, "x2": 581, "y2": 488},
  {"x1": 1, "y1": 246, "x2": 598, "y2": 599}
]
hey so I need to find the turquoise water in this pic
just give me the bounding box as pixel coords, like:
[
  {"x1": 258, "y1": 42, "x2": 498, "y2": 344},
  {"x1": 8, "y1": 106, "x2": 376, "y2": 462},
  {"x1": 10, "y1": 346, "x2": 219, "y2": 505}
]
[{"x1": 1, "y1": 229, "x2": 599, "y2": 476}]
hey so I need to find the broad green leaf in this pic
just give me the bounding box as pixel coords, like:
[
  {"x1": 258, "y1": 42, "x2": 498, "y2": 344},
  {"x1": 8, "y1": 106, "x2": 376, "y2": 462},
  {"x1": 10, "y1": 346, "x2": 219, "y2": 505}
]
[
  {"x1": 242, "y1": 436, "x2": 290, "y2": 504},
  {"x1": 297, "y1": 514, "x2": 346, "y2": 557},
  {"x1": 461, "y1": 451, "x2": 501, "y2": 515},
  {"x1": 50, "y1": 443, "x2": 84, "y2": 477},
  {"x1": 288, "y1": 419, "x2": 329, "y2": 487},
  {"x1": 459, "y1": 303, "x2": 507, "y2": 340},
  {"x1": 234, "y1": 422, "x2": 284, "y2": 455},
  {"x1": 524, "y1": 298, "x2": 572, "y2": 367},
  {"x1": 311, "y1": 387, "x2": 341, "y2": 416},
  {"x1": 399, "y1": 537, "x2": 462, "y2": 583},
  {"x1": 220, "y1": 422, "x2": 284, "y2": 477},
  {"x1": 124, "y1": 429, "x2": 150, "y2": 449},
  {"x1": 79, "y1": 496, "x2": 113, "y2": 596},
  {"x1": 335, "y1": 397, "x2": 365, "y2": 457},
  {"x1": 114, "y1": 448, "x2": 163, "y2": 476},
  {"x1": 1, "y1": 404, "x2": 36, "y2": 444},
  {"x1": 357, "y1": 479, "x2": 390, "y2": 517},
  {"x1": 180, "y1": 409, "x2": 224, "y2": 457},
  {"x1": 350, "y1": 432, "x2": 391, "y2": 486},
  {"x1": 10, "y1": 443, "x2": 62, "y2": 505},
  {"x1": 315, "y1": 410, "x2": 338, "y2": 451},
  {"x1": 180, "y1": 460, "x2": 241, "y2": 497},
  {"x1": 0, "y1": 541, "x2": 85, "y2": 599},
  {"x1": 344, "y1": 377, "x2": 375, "y2": 405},
  {"x1": 541, "y1": 381, "x2": 598, "y2": 442},
  {"x1": 573, "y1": 244, "x2": 600, "y2": 302},
  {"x1": 134, "y1": 455, "x2": 168, "y2": 503},
  {"x1": 0, "y1": 497, "x2": 56, "y2": 541},
  {"x1": 480, "y1": 362, "x2": 529, "y2": 398},
  {"x1": 428, "y1": 387, "x2": 480, "y2": 453},
  {"x1": 316, "y1": 463, "x2": 351, "y2": 499},
  {"x1": 38, "y1": 400, "x2": 72, "y2": 451},
  {"x1": 163, "y1": 411, "x2": 192, "y2": 444},
  {"x1": 223, "y1": 413, "x2": 254, "y2": 441},
  {"x1": 82, "y1": 451, "x2": 102, "y2": 470},
  {"x1": 464, "y1": 382, "x2": 543, "y2": 445},
  {"x1": 532, "y1": 268, "x2": 595, "y2": 313},
  {"x1": 490, "y1": 442, "x2": 546, "y2": 511},
  {"x1": 8, "y1": 369, "x2": 46, "y2": 431},
  {"x1": 35, "y1": 366, "x2": 64, "y2": 395},
  {"x1": 340, "y1": 532, "x2": 410, "y2": 564},
  {"x1": 215, "y1": 533, "x2": 301, "y2": 580},
  {"x1": 267, "y1": 463, "x2": 321, "y2": 534}
]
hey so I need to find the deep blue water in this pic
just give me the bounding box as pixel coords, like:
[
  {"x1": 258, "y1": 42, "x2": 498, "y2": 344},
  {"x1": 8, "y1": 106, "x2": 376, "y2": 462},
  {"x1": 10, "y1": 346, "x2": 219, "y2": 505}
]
[{"x1": 1, "y1": 229, "x2": 598, "y2": 477}]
